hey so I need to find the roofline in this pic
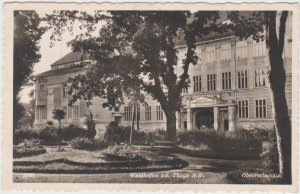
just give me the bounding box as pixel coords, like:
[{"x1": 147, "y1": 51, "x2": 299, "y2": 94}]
[{"x1": 50, "y1": 58, "x2": 90, "y2": 66}]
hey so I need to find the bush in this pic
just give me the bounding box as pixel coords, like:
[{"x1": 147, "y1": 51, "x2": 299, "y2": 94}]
[
  {"x1": 61, "y1": 124, "x2": 87, "y2": 141},
  {"x1": 104, "y1": 143, "x2": 144, "y2": 160},
  {"x1": 260, "y1": 130, "x2": 279, "y2": 173},
  {"x1": 14, "y1": 129, "x2": 39, "y2": 145},
  {"x1": 13, "y1": 139, "x2": 46, "y2": 158},
  {"x1": 177, "y1": 129, "x2": 262, "y2": 159},
  {"x1": 70, "y1": 137, "x2": 108, "y2": 150},
  {"x1": 38, "y1": 126, "x2": 58, "y2": 142},
  {"x1": 144, "y1": 128, "x2": 166, "y2": 144},
  {"x1": 104, "y1": 122, "x2": 131, "y2": 144}
]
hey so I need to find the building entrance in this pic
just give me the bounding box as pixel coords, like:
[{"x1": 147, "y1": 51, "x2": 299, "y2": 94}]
[{"x1": 195, "y1": 109, "x2": 214, "y2": 129}]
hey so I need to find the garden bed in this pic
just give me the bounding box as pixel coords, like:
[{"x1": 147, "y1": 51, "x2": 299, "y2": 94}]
[
  {"x1": 13, "y1": 146, "x2": 187, "y2": 174},
  {"x1": 13, "y1": 147, "x2": 46, "y2": 158}
]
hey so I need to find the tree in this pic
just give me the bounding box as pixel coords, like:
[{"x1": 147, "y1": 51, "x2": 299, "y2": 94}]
[
  {"x1": 52, "y1": 109, "x2": 66, "y2": 150},
  {"x1": 84, "y1": 110, "x2": 97, "y2": 139},
  {"x1": 13, "y1": 11, "x2": 45, "y2": 134},
  {"x1": 226, "y1": 11, "x2": 292, "y2": 184},
  {"x1": 52, "y1": 109, "x2": 66, "y2": 130},
  {"x1": 17, "y1": 90, "x2": 36, "y2": 129},
  {"x1": 46, "y1": 11, "x2": 219, "y2": 141}
]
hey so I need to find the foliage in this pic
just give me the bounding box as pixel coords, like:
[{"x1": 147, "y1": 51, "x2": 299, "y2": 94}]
[
  {"x1": 52, "y1": 109, "x2": 66, "y2": 125},
  {"x1": 260, "y1": 130, "x2": 279, "y2": 173},
  {"x1": 104, "y1": 143, "x2": 143, "y2": 160},
  {"x1": 61, "y1": 124, "x2": 88, "y2": 141},
  {"x1": 177, "y1": 129, "x2": 262, "y2": 158},
  {"x1": 14, "y1": 139, "x2": 46, "y2": 158},
  {"x1": 45, "y1": 11, "x2": 220, "y2": 141},
  {"x1": 13, "y1": 11, "x2": 45, "y2": 133},
  {"x1": 104, "y1": 121, "x2": 131, "y2": 145},
  {"x1": 144, "y1": 128, "x2": 166, "y2": 144},
  {"x1": 46, "y1": 120, "x2": 54, "y2": 126},
  {"x1": 38, "y1": 126, "x2": 58, "y2": 142},
  {"x1": 84, "y1": 111, "x2": 97, "y2": 139},
  {"x1": 14, "y1": 129, "x2": 39, "y2": 145},
  {"x1": 70, "y1": 137, "x2": 108, "y2": 150}
]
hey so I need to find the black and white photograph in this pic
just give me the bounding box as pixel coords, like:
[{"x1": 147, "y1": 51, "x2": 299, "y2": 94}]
[{"x1": 3, "y1": 2, "x2": 298, "y2": 192}]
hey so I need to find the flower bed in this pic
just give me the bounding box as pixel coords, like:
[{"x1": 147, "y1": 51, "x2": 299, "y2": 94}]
[{"x1": 13, "y1": 139, "x2": 46, "y2": 158}]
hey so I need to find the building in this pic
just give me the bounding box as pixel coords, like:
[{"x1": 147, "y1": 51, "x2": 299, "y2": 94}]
[{"x1": 34, "y1": 16, "x2": 292, "y2": 135}]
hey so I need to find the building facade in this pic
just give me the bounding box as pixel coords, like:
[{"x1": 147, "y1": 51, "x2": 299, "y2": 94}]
[{"x1": 34, "y1": 19, "x2": 292, "y2": 136}]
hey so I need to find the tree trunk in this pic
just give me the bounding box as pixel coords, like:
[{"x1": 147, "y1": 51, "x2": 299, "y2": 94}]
[
  {"x1": 268, "y1": 55, "x2": 291, "y2": 184},
  {"x1": 267, "y1": 11, "x2": 291, "y2": 184},
  {"x1": 165, "y1": 110, "x2": 177, "y2": 142}
]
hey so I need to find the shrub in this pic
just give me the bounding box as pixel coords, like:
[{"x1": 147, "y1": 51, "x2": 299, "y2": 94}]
[
  {"x1": 61, "y1": 124, "x2": 88, "y2": 141},
  {"x1": 38, "y1": 126, "x2": 58, "y2": 142},
  {"x1": 13, "y1": 139, "x2": 46, "y2": 158},
  {"x1": 70, "y1": 137, "x2": 108, "y2": 150},
  {"x1": 14, "y1": 129, "x2": 39, "y2": 145},
  {"x1": 104, "y1": 143, "x2": 144, "y2": 160},
  {"x1": 260, "y1": 130, "x2": 279, "y2": 173},
  {"x1": 144, "y1": 128, "x2": 167, "y2": 144},
  {"x1": 104, "y1": 121, "x2": 131, "y2": 144}
]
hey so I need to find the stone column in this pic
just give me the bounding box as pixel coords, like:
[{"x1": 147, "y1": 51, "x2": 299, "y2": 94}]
[
  {"x1": 176, "y1": 111, "x2": 181, "y2": 129},
  {"x1": 187, "y1": 108, "x2": 192, "y2": 131},
  {"x1": 228, "y1": 105, "x2": 236, "y2": 131},
  {"x1": 213, "y1": 107, "x2": 219, "y2": 131}
]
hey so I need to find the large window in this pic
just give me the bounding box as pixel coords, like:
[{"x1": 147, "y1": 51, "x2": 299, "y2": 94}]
[
  {"x1": 222, "y1": 72, "x2": 232, "y2": 90},
  {"x1": 206, "y1": 45, "x2": 216, "y2": 63},
  {"x1": 255, "y1": 68, "x2": 267, "y2": 87},
  {"x1": 193, "y1": 75, "x2": 201, "y2": 92},
  {"x1": 236, "y1": 40, "x2": 248, "y2": 59},
  {"x1": 253, "y1": 41, "x2": 266, "y2": 57},
  {"x1": 238, "y1": 100, "x2": 249, "y2": 118},
  {"x1": 156, "y1": 106, "x2": 164, "y2": 120},
  {"x1": 220, "y1": 43, "x2": 231, "y2": 61},
  {"x1": 255, "y1": 99, "x2": 267, "y2": 118},
  {"x1": 73, "y1": 105, "x2": 79, "y2": 120},
  {"x1": 207, "y1": 74, "x2": 216, "y2": 91},
  {"x1": 237, "y1": 70, "x2": 248, "y2": 89},
  {"x1": 124, "y1": 106, "x2": 133, "y2": 121},
  {"x1": 145, "y1": 105, "x2": 151, "y2": 121}
]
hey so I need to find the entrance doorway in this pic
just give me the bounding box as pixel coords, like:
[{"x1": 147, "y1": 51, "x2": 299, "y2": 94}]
[{"x1": 195, "y1": 109, "x2": 214, "y2": 129}]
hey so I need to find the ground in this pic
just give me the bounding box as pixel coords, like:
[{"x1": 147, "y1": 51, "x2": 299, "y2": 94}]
[{"x1": 13, "y1": 149, "x2": 261, "y2": 183}]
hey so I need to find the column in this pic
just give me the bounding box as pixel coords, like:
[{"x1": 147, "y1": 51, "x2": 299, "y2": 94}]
[
  {"x1": 176, "y1": 111, "x2": 181, "y2": 129},
  {"x1": 213, "y1": 107, "x2": 219, "y2": 131},
  {"x1": 187, "y1": 108, "x2": 192, "y2": 131},
  {"x1": 228, "y1": 105, "x2": 236, "y2": 131}
]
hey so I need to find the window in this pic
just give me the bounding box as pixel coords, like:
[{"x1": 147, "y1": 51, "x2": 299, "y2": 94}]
[
  {"x1": 222, "y1": 72, "x2": 232, "y2": 90},
  {"x1": 207, "y1": 74, "x2": 216, "y2": 91},
  {"x1": 124, "y1": 106, "x2": 133, "y2": 121},
  {"x1": 156, "y1": 106, "x2": 163, "y2": 120},
  {"x1": 255, "y1": 99, "x2": 267, "y2": 118},
  {"x1": 58, "y1": 64, "x2": 64, "y2": 69},
  {"x1": 220, "y1": 43, "x2": 231, "y2": 61},
  {"x1": 193, "y1": 75, "x2": 201, "y2": 92},
  {"x1": 237, "y1": 70, "x2": 248, "y2": 89},
  {"x1": 136, "y1": 105, "x2": 140, "y2": 121},
  {"x1": 253, "y1": 41, "x2": 266, "y2": 57},
  {"x1": 206, "y1": 45, "x2": 216, "y2": 63},
  {"x1": 255, "y1": 68, "x2": 267, "y2": 87},
  {"x1": 39, "y1": 84, "x2": 44, "y2": 90},
  {"x1": 37, "y1": 106, "x2": 43, "y2": 122},
  {"x1": 145, "y1": 105, "x2": 151, "y2": 121},
  {"x1": 238, "y1": 101, "x2": 249, "y2": 118},
  {"x1": 62, "y1": 87, "x2": 68, "y2": 97},
  {"x1": 236, "y1": 40, "x2": 248, "y2": 59},
  {"x1": 73, "y1": 105, "x2": 79, "y2": 120}
]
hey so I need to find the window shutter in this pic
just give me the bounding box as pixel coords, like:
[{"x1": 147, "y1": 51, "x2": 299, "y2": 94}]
[
  {"x1": 80, "y1": 100, "x2": 87, "y2": 118},
  {"x1": 53, "y1": 87, "x2": 61, "y2": 108}
]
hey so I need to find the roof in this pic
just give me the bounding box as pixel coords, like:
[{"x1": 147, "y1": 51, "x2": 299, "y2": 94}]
[{"x1": 50, "y1": 51, "x2": 87, "y2": 66}]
